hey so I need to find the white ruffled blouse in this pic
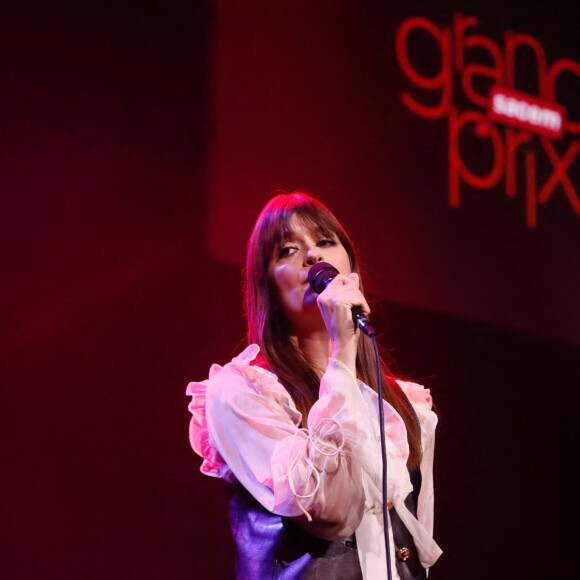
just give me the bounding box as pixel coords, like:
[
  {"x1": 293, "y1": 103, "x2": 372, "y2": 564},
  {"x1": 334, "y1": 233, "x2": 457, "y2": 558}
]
[{"x1": 186, "y1": 344, "x2": 442, "y2": 578}]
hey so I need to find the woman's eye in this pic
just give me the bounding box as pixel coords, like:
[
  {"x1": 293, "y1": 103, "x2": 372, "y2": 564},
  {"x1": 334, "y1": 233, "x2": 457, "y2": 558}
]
[
  {"x1": 317, "y1": 238, "x2": 336, "y2": 247},
  {"x1": 277, "y1": 246, "x2": 296, "y2": 258}
]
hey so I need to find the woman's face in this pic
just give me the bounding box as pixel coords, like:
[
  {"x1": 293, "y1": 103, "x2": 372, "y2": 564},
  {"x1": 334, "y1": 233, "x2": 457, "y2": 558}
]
[{"x1": 268, "y1": 214, "x2": 352, "y2": 332}]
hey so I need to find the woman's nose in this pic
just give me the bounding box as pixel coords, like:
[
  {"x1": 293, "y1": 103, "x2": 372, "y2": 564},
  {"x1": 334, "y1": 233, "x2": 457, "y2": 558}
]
[{"x1": 304, "y1": 247, "x2": 323, "y2": 266}]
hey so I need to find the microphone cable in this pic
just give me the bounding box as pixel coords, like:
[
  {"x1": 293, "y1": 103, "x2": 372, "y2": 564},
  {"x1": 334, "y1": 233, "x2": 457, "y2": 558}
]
[{"x1": 370, "y1": 333, "x2": 393, "y2": 580}]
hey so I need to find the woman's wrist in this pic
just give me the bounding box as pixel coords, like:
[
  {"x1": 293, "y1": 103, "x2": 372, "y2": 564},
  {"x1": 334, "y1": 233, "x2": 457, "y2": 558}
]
[{"x1": 330, "y1": 341, "x2": 357, "y2": 374}]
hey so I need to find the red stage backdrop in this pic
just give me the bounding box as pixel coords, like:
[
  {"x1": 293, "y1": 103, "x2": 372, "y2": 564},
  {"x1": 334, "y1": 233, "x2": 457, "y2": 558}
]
[{"x1": 208, "y1": 0, "x2": 580, "y2": 346}]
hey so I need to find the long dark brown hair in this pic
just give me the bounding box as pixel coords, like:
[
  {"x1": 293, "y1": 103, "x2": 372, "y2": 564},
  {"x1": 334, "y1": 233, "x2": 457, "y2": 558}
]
[{"x1": 244, "y1": 191, "x2": 422, "y2": 468}]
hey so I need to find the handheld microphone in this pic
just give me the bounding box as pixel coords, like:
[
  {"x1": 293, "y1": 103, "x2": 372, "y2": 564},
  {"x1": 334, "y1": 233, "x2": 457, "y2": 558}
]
[{"x1": 307, "y1": 262, "x2": 375, "y2": 337}]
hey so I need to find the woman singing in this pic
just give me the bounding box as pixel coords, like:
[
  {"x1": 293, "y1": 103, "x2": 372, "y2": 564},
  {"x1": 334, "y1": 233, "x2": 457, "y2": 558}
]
[{"x1": 187, "y1": 192, "x2": 442, "y2": 579}]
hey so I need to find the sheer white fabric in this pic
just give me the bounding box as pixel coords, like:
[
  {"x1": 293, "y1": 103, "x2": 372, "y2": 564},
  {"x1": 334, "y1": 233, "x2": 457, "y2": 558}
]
[{"x1": 187, "y1": 344, "x2": 442, "y2": 578}]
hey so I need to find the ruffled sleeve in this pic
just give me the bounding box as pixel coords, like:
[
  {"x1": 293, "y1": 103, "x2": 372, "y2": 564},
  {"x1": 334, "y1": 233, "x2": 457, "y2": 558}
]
[
  {"x1": 186, "y1": 366, "x2": 227, "y2": 479},
  {"x1": 186, "y1": 345, "x2": 379, "y2": 539},
  {"x1": 396, "y1": 379, "x2": 442, "y2": 567}
]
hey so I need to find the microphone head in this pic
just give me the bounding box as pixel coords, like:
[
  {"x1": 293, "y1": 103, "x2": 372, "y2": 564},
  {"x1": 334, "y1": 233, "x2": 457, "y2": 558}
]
[{"x1": 308, "y1": 262, "x2": 339, "y2": 294}]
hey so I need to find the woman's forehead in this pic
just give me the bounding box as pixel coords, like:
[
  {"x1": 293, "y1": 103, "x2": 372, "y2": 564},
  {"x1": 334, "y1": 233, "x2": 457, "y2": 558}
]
[{"x1": 281, "y1": 213, "x2": 332, "y2": 239}]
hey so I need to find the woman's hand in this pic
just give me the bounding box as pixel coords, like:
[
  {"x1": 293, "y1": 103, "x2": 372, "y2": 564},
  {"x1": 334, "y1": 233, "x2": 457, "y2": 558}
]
[{"x1": 316, "y1": 272, "x2": 370, "y2": 371}]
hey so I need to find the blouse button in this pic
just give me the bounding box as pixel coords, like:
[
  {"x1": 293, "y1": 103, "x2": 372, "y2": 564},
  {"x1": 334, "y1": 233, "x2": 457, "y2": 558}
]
[{"x1": 397, "y1": 547, "x2": 411, "y2": 561}]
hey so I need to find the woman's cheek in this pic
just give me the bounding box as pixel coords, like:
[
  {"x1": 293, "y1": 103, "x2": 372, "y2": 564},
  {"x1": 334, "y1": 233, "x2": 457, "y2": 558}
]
[{"x1": 272, "y1": 264, "x2": 295, "y2": 292}]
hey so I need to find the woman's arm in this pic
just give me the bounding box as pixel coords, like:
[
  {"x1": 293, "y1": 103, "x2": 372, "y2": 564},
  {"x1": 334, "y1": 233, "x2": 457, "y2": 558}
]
[{"x1": 198, "y1": 350, "x2": 373, "y2": 540}]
